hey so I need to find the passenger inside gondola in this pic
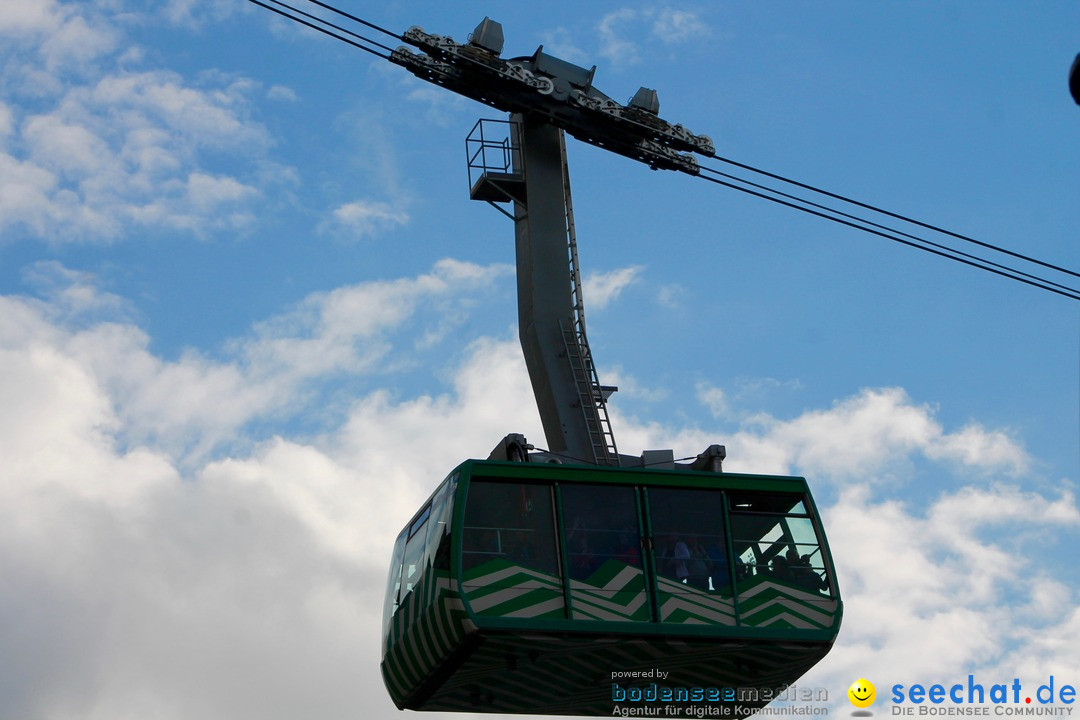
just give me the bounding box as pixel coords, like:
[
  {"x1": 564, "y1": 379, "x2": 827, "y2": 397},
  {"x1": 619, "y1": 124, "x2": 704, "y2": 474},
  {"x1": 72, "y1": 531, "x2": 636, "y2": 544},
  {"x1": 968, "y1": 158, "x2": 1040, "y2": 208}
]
[
  {"x1": 568, "y1": 527, "x2": 599, "y2": 580},
  {"x1": 507, "y1": 530, "x2": 535, "y2": 564},
  {"x1": 613, "y1": 524, "x2": 641, "y2": 567},
  {"x1": 672, "y1": 536, "x2": 690, "y2": 583},
  {"x1": 686, "y1": 536, "x2": 711, "y2": 590},
  {"x1": 788, "y1": 549, "x2": 829, "y2": 593},
  {"x1": 707, "y1": 540, "x2": 730, "y2": 591},
  {"x1": 769, "y1": 553, "x2": 790, "y2": 580}
]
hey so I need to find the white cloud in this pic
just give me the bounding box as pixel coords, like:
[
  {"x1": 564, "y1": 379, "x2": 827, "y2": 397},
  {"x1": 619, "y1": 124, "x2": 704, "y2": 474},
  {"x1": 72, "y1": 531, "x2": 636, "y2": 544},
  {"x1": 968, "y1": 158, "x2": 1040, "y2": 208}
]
[
  {"x1": 723, "y1": 387, "x2": 1029, "y2": 479},
  {"x1": 807, "y1": 482, "x2": 1080, "y2": 704},
  {"x1": 537, "y1": 27, "x2": 590, "y2": 65},
  {"x1": 266, "y1": 84, "x2": 298, "y2": 102},
  {"x1": 88, "y1": 71, "x2": 270, "y2": 152},
  {"x1": 605, "y1": 385, "x2": 1030, "y2": 489},
  {"x1": 656, "y1": 282, "x2": 686, "y2": 308},
  {"x1": 323, "y1": 199, "x2": 410, "y2": 240},
  {"x1": 0, "y1": 3, "x2": 276, "y2": 243},
  {"x1": 39, "y1": 8, "x2": 117, "y2": 70},
  {"x1": 592, "y1": 7, "x2": 713, "y2": 66},
  {"x1": 9, "y1": 259, "x2": 510, "y2": 461},
  {"x1": 161, "y1": 0, "x2": 239, "y2": 29},
  {"x1": 926, "y1": 423, "x2": 1029, "y2": 471},
  {"x1": 0, "y1": 0, "x2": 117, "y2": 72},
  {"x1": 0, "y1": 261, "x2": 1074, "y2": 720},
  {"x1": 697, "y1": 381, "x2": 730, "y2": 418},
  {"x1": 583, "y1": 265, "x2": 643, "y2": 310},
  {"x1": 0, "y1": 151, "x2": 65, "y2": 236},
  {"x1": 0, "y1": 263, "x2": 538, "y2": 720},
  {"x1": 404, "y1": 84, "x2": 469, "y2": 126},
  {"x1": 697, "y1": 376, "x2": 806, "y2": 423},
  {"x1": 23, "y1": 113, "x2": 112, "y2": 178},
  {"x1": 601, "y1": 365, "x2": 672, "y2": 404},
  {"x1": 0, "y1": 0, "x2": 62, "y2": 35},
  {"x1": 21, "y1": 260, "x2": 129, "y2": 320},
  {"x1": 651, "y1": 8, "x2": 711, "y2": 45},
  {"x1": 598, "y1": 8, "x2": 640, "y2": 66},
  {"x1": 185, "y1": 171, "x2": 258, "y2": 210},
  {"x1": 239, "y1": 258, "x2": 509, "y2": 384},
  {"x1": 0, "y1": 102, "x2": 13, "y2": 139}
]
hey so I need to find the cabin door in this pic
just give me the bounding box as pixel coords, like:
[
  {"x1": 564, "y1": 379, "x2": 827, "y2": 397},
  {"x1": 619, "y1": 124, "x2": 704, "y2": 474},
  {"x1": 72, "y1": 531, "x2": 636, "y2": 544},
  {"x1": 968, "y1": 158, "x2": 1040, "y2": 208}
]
[
  {"x1": 642, "y1": 487, "x2": 737, "y2": 626},
  {"x1": 559, "y1": 484, "x2": 651, "y2": 621},
  {"x1": 556, "y1": 483, "x2": 737, "y2": 626}
]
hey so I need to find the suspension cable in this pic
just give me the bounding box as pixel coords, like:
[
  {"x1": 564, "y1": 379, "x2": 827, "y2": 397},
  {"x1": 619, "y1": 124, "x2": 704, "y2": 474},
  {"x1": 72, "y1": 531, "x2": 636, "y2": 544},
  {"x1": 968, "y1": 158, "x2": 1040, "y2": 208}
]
[
  {"x1": 246, "y1": 0, "x2": 392, "y2": 59},
  {"x1": 695, "y1": 171, "x2": 1080, "y2": 301},
  {"x1": 705, "y1": 156, "x2": 1080, "y2": 281},
  {"x1": 296, "y1": 0, "x2": 404, "y2": 42},
  {"x1": 697, "y1": 164, "x2": 1080, "y2": 299}
]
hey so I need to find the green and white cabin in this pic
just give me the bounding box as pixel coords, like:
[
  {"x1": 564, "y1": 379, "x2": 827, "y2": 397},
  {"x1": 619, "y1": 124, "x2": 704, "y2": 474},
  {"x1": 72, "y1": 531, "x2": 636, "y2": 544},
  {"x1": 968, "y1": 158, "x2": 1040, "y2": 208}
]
[
  {"x1": 379, "y1": 31, "x2": 843, "y2": 714},
  {"x1": 381, "y1": 459, "x2": 842, "y2": 716}
]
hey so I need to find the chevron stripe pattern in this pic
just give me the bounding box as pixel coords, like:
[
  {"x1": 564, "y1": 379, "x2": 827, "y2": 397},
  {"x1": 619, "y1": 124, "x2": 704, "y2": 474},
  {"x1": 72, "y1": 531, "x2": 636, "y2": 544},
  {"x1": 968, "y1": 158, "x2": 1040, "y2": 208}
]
[
  {"x1": 737, "y1": 575, "x2": 838, "y2": 629},
  {"x1": 383, "y1": 562, "x2": 841, "y2": 712},
  {"x1": 570, "y1": 559, "x2": 649, "y2": 621},
  {"x1": 655, "y1": 575, "x2": 737, "y2": 625},
  {"x1": 461, "y1": 558, "x2": 566, "y2": 618},
  {"x1": 381, "y1": 570, "x2": 475, "y2": 708}
]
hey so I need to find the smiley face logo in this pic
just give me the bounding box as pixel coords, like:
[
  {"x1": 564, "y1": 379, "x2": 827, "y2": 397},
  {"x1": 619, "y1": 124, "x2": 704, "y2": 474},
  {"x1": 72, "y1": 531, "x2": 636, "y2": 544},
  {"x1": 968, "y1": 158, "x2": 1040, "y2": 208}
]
[{"x1": 848, "y1": 678, "x2": 876, "y2": 708}]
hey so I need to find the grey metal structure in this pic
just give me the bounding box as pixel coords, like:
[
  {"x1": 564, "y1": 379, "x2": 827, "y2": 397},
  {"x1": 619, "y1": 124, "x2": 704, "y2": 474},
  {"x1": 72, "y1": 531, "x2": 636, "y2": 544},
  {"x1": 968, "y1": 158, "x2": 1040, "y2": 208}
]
[
  {"x1": 470, "y1": 117, "x2": 618, "y2": 465},
  {"x1": 394, "y1": 17, "x2": 725, "y2": 469},
  {"x1": 390, "y1": 19, "x2": 713, "y2": 174}
]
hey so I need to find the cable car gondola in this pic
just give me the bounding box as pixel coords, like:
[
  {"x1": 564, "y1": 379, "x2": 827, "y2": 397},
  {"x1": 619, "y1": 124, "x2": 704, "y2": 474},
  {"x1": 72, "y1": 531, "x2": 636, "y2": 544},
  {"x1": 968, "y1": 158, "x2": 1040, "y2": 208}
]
[
  {"x1": 381, "y1": 459, "x2": 841, "y2": 716},
  {"x1": 366, "y1": 16, "x2": 842, "y2": 716}
]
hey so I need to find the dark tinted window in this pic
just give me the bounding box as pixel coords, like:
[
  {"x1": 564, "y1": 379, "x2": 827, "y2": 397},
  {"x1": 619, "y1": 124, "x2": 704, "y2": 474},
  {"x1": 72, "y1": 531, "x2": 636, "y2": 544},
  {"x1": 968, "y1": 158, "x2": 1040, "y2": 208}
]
[
  {"x1": 649, "y1": 487, "x2": 730, "y2": 594},
  {"x1": 426, "y1": 474, "x2": 456, "y2": 572},
  {"x1": 561, "y1": 484, "x2": 641, "y2": 580},
  {"x1": 561, "y1": 484, "x2": 648, "y2": 621},
  {"x1": 383, "y1": 529, "x2": 407, "y2": 642},
  {"x1": 462, "y1": 480, "x2": 560, "y2": 577},
  {"x1": 399, "y1": 501, "x2": 431, "y2": 603}
]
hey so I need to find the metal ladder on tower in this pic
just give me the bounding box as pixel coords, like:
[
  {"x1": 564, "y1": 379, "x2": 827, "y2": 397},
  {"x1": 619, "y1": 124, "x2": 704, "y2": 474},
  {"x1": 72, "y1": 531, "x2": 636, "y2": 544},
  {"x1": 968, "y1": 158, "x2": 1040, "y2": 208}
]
[{"x1": 560, "y1": 132, "x2": 619, "y2": 466}]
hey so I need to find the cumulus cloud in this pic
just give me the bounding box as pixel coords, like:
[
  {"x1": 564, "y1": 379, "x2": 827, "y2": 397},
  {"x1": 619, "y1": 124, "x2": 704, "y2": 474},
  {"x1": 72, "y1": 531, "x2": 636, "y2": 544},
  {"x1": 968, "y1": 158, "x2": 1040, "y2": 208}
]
[
  {"x1": 266, "y1": 84, "x2": 298, "y2": 102},
  {"x1": 21, "y1": 260, "x2": 129, "y2": 320},
  {"x1": 0, "y1": 261, "x2": 1074, "y2": 720},
  {"x1": 598, "y1": 8, "x2": 641, "y2": 66},
  {"x1": 160, "y1": 0, "x2": 240, "y2": 29},
  {"x1": 0, "y1": 262, "x2": 536, "y2": 720},
  {"x1": 811, "y1": 483, "x2": 1080, "y2": 702},
  {"x1": 697, "y1": 377, "x2": 805, "y2": 423},
  {"x1": 322, "y1": 199, "x2": 410, "y2": 240},
  {"x1": 537, "y1": 27, "x2": 590, "y2": 65},
  {"x1": 0, "y1": 2, "x2": 274, "y2": 243},
  {"x1": 656, "y1": 283, "x2": 687, "y2": 309},
  {"x1": 15, "y1": 258, "x2": 510, "y2": 461},
  {"x1": 238, "y1": 258, "x2": 509, "y2": 383},
  {"x1": 403, "y1": 84, "x2": 470, "y2": 127},
  {"x1": 697, "y1": 382, "x2": 730, "y2": 419},
  {"x1": 651, "y1": 8, "x2": 711, "y2": 45},
  {"x1": 617, "y1": 384, "x2": 1028, "y2": 482},
  {"x1": 583, "y1": 265, "x2": 643, "y2": 311},
  {"x1": 727, "y1": 387, "x2": 1028, "y2": 479},
  {"x1": 0, "y1": 0, "x2": 118, "y2": 74},
  {"x1": 0, "y1": 102, "x2": 14, "y2": 138},
  {"x1": 592, "y1": 6, "x2": 714, "y2": 66}
]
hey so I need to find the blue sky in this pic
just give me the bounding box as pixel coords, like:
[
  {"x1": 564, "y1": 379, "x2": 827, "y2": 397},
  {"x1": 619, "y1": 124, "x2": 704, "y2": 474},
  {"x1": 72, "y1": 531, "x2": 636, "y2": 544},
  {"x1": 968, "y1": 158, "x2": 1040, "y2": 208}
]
[{"x1": 0, "y1": 2, "x2": 1078, "y2": 719}]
